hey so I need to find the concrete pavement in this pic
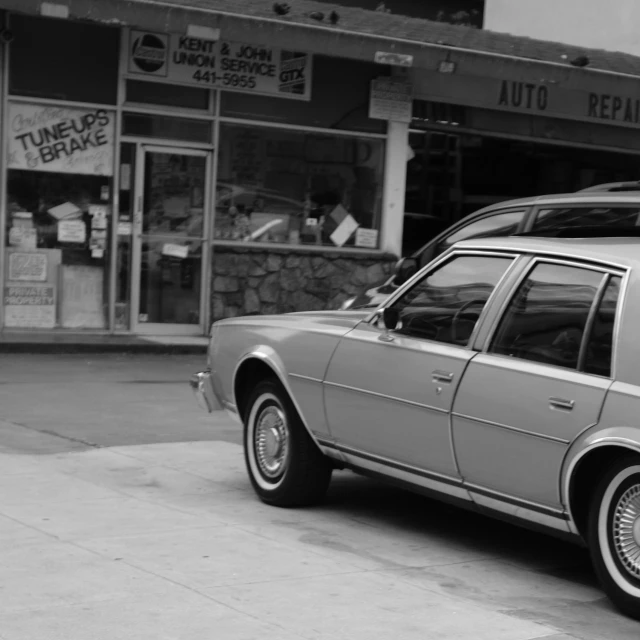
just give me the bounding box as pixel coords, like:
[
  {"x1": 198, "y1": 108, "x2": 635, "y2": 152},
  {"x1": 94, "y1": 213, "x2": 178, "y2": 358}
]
[{"x1": 0, "y1": 354, "x2": 638, "y2": 639}]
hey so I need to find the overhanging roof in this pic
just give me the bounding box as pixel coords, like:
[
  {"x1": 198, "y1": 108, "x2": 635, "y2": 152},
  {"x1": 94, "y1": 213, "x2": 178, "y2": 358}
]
[{"x1": 4, "y1": 0, "x2": 640, "y2": 79}]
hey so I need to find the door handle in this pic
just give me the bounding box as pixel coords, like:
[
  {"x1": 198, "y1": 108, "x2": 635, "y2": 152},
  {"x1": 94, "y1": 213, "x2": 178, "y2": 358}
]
[
  {"x1": 378, "y1": 332, "x2": 395, "y2": 343},
  {"x1": 432, "y1": 370, "x2": 454, "y2": 384},
  {"x1": 549, "y1": 397, "x2": 574, "y2": 411}
]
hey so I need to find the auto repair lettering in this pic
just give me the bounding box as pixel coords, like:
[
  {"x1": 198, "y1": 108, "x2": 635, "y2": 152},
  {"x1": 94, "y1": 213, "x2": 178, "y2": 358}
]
[
  {"x1": 498, "y1": 80, "x2": 549, "y2": 111},
  {"x1": 12, "y1": 109, "x2": 111, "y2": 169},
  {"x1": 588, "y1": 92, "x2": 640, "y2": 124}
]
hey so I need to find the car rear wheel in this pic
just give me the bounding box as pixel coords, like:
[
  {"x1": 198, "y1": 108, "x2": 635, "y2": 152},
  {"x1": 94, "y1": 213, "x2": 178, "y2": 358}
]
[
  {"x1": 588, "y1": 455, "x2": 640, "y2": 619},
  {"x1": 243, "y1": 379, "x2": 332, "y2": 507}
]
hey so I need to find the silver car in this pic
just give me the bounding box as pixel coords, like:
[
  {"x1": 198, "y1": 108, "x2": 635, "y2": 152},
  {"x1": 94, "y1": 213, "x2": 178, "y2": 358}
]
[{"x1": 192, "y1": 234, "x2": 640, "y2": 619}]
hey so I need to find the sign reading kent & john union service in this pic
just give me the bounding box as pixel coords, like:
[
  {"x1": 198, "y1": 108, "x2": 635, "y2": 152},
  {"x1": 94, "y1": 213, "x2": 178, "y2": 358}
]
[
  {"x1": 7, "y1": 104, "x2": 115, "y2": 175},
  {"x1": 127, "y1": 30, "x2": 312, "y2": 101}
]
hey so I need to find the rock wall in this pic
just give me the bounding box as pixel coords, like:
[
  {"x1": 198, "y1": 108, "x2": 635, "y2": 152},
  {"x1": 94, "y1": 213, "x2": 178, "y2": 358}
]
[{"x1": 211, "y1": 245, "x2": 397, "y2": 321}]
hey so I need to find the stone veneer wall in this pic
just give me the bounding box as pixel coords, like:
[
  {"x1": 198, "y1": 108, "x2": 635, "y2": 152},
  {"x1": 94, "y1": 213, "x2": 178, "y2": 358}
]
[{"x1": 211, "y1": 245, "x2": 398, "y2": 321}]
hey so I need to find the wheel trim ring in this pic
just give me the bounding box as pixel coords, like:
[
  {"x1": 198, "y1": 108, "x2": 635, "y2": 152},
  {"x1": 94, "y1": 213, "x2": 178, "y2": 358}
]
[
  {"x1": 599, "y1": 465, "x2": 640, "y2": 598},
  {"x1": 245, "y1": 392, "x2": 290, "y2": 492},
  {"x1": 254, "y1": 405, "x2": 289, "y2": 480},
  {"x1": 612, "y1": 483, "x2": 640, "y2": 580}
]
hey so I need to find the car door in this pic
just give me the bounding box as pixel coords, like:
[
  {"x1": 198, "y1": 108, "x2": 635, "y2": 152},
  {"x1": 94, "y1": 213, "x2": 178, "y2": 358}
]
[
  {"x1": 324, "y1": 251, "x2": 517, "y2": 484},
  {"x1": 452, "y1": 258, "x2": 623, "y2": 519}
]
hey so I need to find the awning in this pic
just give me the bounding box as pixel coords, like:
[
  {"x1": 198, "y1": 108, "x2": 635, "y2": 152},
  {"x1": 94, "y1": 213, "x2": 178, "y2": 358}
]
[{"x1": 5, "y1": 0, "x2": 640, "y2": 81}]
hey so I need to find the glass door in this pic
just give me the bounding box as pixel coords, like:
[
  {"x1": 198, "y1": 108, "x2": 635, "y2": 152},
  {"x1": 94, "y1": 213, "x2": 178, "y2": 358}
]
[{"x1": 131, "y1": 145, "x2": 210, "y2": 334}]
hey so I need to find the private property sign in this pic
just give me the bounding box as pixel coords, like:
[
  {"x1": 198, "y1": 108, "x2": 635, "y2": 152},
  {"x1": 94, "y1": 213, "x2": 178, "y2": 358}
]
[
  {"x1": 127, "y1": 30, "x2": 312, "y2": 101},
  {"x1": 7, "y1": 104, "x2": 115, "y2": 175}
]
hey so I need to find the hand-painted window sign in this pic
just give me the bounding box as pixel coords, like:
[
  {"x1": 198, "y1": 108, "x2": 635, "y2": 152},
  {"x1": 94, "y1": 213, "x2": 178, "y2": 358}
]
[{"x1": 7, "y1": 104, "x2": 114, "y2": 175}]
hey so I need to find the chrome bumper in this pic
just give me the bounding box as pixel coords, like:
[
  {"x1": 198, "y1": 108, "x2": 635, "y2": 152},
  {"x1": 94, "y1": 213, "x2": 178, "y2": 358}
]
[{"x1": 189, "y1": 370, "x2": 223, "y2": 413}]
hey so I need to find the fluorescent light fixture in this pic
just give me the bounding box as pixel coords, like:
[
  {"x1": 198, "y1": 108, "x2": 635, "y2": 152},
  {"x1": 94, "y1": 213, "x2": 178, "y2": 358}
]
[
  {"x1": 186, "y1": 25, "x2": 221, "y2": 41},
  {"x1": 40, "y1": 2, "x2": 69, "y2": 18}
]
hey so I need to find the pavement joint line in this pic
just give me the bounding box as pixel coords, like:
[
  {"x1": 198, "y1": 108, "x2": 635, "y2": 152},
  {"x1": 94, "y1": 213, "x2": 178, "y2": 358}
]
[
  {"x1": 0, "y1": 417, "x2": 103, "y2": 450},
  {"x1": 0, "y1": 510, "x2": 66, "y2": 545}
]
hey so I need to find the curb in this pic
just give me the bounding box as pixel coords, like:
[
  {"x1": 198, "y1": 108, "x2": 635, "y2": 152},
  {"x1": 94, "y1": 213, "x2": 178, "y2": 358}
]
[{"x1": 0, "y1": 342, "x2": 208, "y2": 355}]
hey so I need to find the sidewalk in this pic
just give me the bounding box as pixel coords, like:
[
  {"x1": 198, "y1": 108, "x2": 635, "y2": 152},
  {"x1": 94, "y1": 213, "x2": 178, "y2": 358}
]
[{"x1": 1, "y1": 433, "x2": 637, "y2": 640}]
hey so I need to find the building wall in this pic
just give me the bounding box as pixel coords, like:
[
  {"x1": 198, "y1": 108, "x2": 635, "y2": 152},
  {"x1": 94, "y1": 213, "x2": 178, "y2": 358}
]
[{"x1": 485, "y1": 0, "x2": 640, "y2": 55}]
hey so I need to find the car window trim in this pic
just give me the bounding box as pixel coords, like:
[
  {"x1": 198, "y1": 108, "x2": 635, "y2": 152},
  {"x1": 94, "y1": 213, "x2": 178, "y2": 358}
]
[
  {"x1": 482, "y1": 255, "x2": 626, "y2": 376},
  {"x1": 577, "y1": 274, "x2": 611, "y2": 373},
  {"x1": 377, "y1": 250, "x2": 520, "y2": 350},
  {"x1": 413, "y1": 207, "x2": 532, "y2": 264},
  {"x1": 523, "y1": 203, "x2": 640, "y2": 233}
]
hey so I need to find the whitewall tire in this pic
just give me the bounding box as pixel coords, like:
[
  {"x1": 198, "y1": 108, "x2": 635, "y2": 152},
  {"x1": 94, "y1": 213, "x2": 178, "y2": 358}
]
[
  {"x1": 243, "y1": 379, "x2": 332, "y2": 507},
  {"x1": 588, "y1": 456, "x2": 640, "y2": 619}
]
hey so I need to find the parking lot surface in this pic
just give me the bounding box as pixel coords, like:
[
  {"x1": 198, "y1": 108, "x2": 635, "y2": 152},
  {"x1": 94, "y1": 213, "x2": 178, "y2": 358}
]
[{"x1": 0, "y1": 354, "x2": 638, "y2": 639}]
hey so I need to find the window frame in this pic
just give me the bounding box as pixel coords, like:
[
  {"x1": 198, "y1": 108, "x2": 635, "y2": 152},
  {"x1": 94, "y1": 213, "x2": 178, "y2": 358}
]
[
  {"x1": 482, "y1": 255, "x2": 627, "y2": 378},
  {"x1": 377, "y1": 249, "x2": 520, "y2": 349}
]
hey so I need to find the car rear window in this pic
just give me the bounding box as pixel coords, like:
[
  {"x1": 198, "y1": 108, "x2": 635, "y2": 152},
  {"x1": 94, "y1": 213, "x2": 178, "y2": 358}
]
[{"x1": 532, "y1": 206, "x2": 640, "y2": 232}]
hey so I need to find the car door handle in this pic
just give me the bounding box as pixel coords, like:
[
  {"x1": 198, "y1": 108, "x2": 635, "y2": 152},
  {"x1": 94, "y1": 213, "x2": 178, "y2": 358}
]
[
  {"x1": 378, "y1": 332, "x2": 395, "y2": 343},
  {"x1": 549, "y1": 397, "x2": 574, "y2": 411},
  {"x1": 432, "y1": 371, "x2": 454, "y2": 384}
]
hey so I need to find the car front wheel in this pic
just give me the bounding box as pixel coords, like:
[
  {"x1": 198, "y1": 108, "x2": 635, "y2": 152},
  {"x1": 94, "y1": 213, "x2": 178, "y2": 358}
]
[
  {"x1": 588, "y1": 455, "x2": 640, "y2": 619},
  {"x1": 243, "y1": 379, "x2": 332, "y2": 507}
]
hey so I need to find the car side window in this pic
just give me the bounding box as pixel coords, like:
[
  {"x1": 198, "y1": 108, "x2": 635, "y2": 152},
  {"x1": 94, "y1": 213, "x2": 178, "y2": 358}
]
[
  {"x1": 584, "y1": 276, "x2": 621, "y2": 377},
  {"x1": 430, "y1": 209, "x2": 527, "y2": 262},
  {"x1": 388, "y1": 254, "x2": 514, "y2": 346},
  {"x1": 532, "y1": 206, "x2": 640, "y2": 233},
  {"x1": 489, "y1": 263, "x2": 605, "y2": 370}
]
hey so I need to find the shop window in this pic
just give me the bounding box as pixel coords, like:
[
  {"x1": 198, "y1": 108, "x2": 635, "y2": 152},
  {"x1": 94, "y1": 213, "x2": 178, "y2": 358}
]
[
  {"x1": 215, "y1": 124, "x2": 384, "y2": 249},
  {"x1": 220, "y1": 56, "x2": 387, "y2": 134},
  {"x1": 5, "y1": 170, "x2": 113, "y2": 330},
  {"x1": 125, "y1": 80, "x2": 210, "y2": 111},
  {"x1": 9, "y1": 14, "x2": 119, "y2": 104},
  {"x1": 122, "y1": 113, "x2": 212, "y2": 143},
  {"x1": 4, "y1": 102, "x2": 115, "y2": 330}
]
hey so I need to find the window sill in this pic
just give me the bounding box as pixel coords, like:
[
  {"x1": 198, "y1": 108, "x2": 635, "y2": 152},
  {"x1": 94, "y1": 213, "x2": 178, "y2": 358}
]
[{"x1": 211, "y1": 239, "x2": 397, "y2": 260}]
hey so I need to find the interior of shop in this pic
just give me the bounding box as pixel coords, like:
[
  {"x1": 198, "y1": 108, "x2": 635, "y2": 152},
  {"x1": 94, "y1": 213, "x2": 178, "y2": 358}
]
[{"x1": 402, "y1": 131, "x2": 640, "y2": 255}]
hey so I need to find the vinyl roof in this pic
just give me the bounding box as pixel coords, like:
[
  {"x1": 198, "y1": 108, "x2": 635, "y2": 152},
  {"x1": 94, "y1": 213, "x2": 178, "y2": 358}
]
[{"x1": 138, "y1": 0, "x2": 640, "y2": 77}]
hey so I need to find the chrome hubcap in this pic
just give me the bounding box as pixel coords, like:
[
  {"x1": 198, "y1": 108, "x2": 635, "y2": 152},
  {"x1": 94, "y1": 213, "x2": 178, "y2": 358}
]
[
  {"x1": 613, "y1": 483, "x2": 640, "y2": 579},
  {"x1": 254, "y1": 405, "x2": 288, "y2": 479}
]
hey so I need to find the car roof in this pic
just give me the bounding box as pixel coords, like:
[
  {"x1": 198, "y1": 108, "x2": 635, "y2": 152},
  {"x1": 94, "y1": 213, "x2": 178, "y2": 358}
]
[
  {"x1": 472, "y1": 192, "x2": 640, "y2": 217},
  {"x1": 454, "y1": 235, "x2": 640, "y2": 269}
]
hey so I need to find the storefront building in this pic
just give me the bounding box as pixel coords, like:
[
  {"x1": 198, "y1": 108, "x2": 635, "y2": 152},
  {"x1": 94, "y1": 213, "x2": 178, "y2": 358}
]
[{"x1": 1, "y1": 0, "x2": 640, "y2": 337}]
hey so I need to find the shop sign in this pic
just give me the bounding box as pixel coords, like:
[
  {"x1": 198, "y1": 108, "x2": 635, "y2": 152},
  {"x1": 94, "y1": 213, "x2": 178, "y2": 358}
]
[
  {"x1": 7, "y1": 104, "x2": 114, "y2": 175},
  {"x1": 369, "y1": 77, "x2": 413, "y2": 123},
  {"x1": 8, "y1": 252, "x2": 47, "y2": 282},
  {"x1": 355, "y1": 228, "x2": 379, "y2": 248},
  {"x1": 413, "y1": 71, "x2": 640, "y2": 131},
  {"x1": 128, "y1": 30, "x2": 312, "y2": 101},
  {"x1": 4, "y1": 284, "x2": 56, "y2": 329},
  {"x1": 58, "y1": 220, "x2": 86, "y2": 244}
]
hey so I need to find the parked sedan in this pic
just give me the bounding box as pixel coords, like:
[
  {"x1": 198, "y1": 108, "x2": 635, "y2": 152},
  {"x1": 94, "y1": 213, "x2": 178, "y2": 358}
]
[{"x1": 192, "y1": 235, "x2": 640, "y2": 619}]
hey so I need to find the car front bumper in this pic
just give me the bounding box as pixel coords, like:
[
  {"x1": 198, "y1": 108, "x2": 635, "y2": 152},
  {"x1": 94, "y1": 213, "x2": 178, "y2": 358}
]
[{"x1": 189, "y1": 370, "x2": 223, "y2": 413}]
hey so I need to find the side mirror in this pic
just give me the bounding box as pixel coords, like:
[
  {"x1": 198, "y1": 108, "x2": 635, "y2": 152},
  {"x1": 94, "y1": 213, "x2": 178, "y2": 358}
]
[
  {"x1": 382, "y1": 306, "x2": 400, "y2": 331},
  {"x1": 393, "y1": 257, "x2": 418, "y2": 285}
]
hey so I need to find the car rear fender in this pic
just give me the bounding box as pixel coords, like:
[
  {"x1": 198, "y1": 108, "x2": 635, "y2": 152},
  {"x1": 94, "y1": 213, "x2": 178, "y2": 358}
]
[{"x1": 562, "y1": 426, "x2": 640, "y2": 535}]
